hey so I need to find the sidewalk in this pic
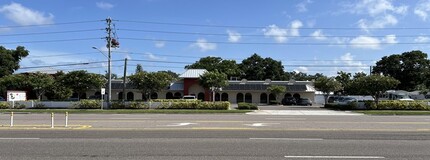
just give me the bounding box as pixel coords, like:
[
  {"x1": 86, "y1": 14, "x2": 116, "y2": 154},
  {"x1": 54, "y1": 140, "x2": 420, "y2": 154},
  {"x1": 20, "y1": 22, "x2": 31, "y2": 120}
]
[{"x1": 246, "y1": 110, "x2": 363, "y2": 115}]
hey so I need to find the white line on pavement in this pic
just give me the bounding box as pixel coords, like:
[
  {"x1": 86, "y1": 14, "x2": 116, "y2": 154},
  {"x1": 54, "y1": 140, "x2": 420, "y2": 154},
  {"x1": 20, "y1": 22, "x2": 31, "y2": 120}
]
[
  {"x1": 265, "y1": 118, "x2": 307, "y2": 120},
  {"x1": 109, "y1": 118, "x2": 151, "y2": 120},
  {"x1": 284, "y1": 156, "x2": 385, "y2": 159},
  {"x1": 0, "y1": 138, "x2": 40, "y2": 140},
  {"x1": 250, "y1": 138, "x2": 323, "y2": 141}
]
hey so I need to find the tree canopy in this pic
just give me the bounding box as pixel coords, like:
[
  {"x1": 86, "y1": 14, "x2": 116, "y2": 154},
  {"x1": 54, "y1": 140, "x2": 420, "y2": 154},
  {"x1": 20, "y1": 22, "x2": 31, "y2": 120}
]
[
  {"x1": 314, "y1": 76, "x2": 343, "y2": 103},
  {"x1": 61, "y1": 70, "x2": 106, "y2": 99},
  {"x1": 0, "y1": 46, "x2": 29, "y2": 78},
  {"x1": 239, "y1": 53, "x2": 284, "y2": 80},
  {"x1": 186, "y1": 56, "x2": 240, "y2": 79},
  {"x1": 266, "y1": 85, "x2": 286, "y2": 103},
  {"x1": 348, "y1": 74, "x2": 400, "y2": 103},
  {"x1": 373, "y1": 50, "x2": 430, "y2": 91},
  {"x1": 129, "y1": 71, "x2": 174, "y2": 100},
  {"x1": 199, "y1": 71, "x2": 228, "y2": 89},
  {"x1": 27, "y1": 72, "x2": 54, "y2": 100}
]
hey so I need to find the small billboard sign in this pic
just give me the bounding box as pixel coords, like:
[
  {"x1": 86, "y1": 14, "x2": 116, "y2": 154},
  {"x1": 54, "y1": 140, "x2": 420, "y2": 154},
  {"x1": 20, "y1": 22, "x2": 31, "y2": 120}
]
[{"x1": 7, "y1": 91, "x2": 27, "y2": 101}]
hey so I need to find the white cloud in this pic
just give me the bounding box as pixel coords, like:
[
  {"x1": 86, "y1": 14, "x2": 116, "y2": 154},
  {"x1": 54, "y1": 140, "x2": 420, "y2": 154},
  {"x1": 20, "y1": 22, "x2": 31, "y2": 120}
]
[
  {"x1": 347, "y1": 0, "x2": 407, "y2": 30},
  {"x1": 96, "y1": 2, "x2": 114, "y2": 10},
  {"x1": 294, "y1": 67, "x2": 309, "y2": 73},
  {"x1": 227, "y1": 30, "x2": 241, "y2": 42},
  {"x1": 382, "y1": 34, "x2": 398, "y2": 44},
  {"x1": 358, "y1": 14, "x2": 398, "y2": 30},
  {"x1": 155, "y1": 41, "x2": 165, "y2": 48},
  {"x1": 191, "y1": 38, "x2": 217, "y2": 52},
  {"x1": 352, "y1": 0, "x2": 408, "y2": 16},
  {"x1": 144, "y1": 52, "x2": 165, "y2": 60},
  {"x1": 350, "y1": 36, "x2": 381, "y2": 49},
  {"x1": 0, "y1": 2, "x2": 54, "y2": 25},
  {"x1": 414, "y1": 36, "x2": 430, "y2": 43},
  {"x1": 296, "y1": 0, "x2": 312, "y2": 12},
  {"x1": 339, "y1": 53, "x2": 368, "y2": 73},
  {"x1": 290, "y1": 20, "x2": 303, "y2": 36},
  {"x1": 311, "y1": 30, "x2": 327, "y2": 40},
  {"x1": 263, "y1": 24, "x2": 288, "y2": 43},
  {"x1": 415, "y1": 0, "x2": 430, "y2": 21}
]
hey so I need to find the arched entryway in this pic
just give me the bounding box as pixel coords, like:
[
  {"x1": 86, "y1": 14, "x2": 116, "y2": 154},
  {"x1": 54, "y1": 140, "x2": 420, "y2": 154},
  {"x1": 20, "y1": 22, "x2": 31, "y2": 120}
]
[
  {"x1": 260, "y1": 93, "x2": 268, "y2": 104},
  {"x1": 245, "y1": 93, "x2": 252, "y2": 103},
  {"x1": 166, "y1": 92, "x2": 174, "y2": 99},
  {"x1": 197, "y1": 92, "x2": 205, "y2": 100},
  {"x1": 215, "y1": 93, "x2": 220, "y2": 101},
  {"x1": 127, "y1": 92, "x2": 134, "y2": 101},
  {"x1": 150, "y1": 93, "x2": 158, "y2": 99},
  {"x1": 293, "y1": 93, "x2": 301, "y2": 100},
  {"x1": 118, "y1": 92, "x2": 124, "y2": 100},
  {"x1": 221, "y1": 93, "x2": 228, "y2": 101},
  {"x1": 174, "y1": 92, "x2": 182, "y2": 99},
  {"x1": 284, "y1": 93, "x2": 292, "y2": 98},
  {"x1": 236, "y1": 93, "x2": 244, "y2": 103},
  {"x1": 269, "y1": 93, "x2": 276, "y2": 103}
]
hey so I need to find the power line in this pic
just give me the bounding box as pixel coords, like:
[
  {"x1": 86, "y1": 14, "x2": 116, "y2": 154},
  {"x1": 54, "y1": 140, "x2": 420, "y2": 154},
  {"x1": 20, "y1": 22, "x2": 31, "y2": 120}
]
[
  {"x1": 117, "y1": 19, "x2": 430, "y2": 30},
  {"x1": 0, "y1": 38, "x2": 102, "y2": 44},
  {"x1": 121, "y1": 37, "x2": 430, "y2": 45},
  {"x1": 19, "y1": 60, "x2": 124, "y2": 69},
  {"x1": 27, "y1": 52, "x2": 99, "y2": 58},
  {"x1": 0, "y1": 20, "x2": 104, "y2": 29},
  {"x1": 0, "y1": 29, "x2": 102, "y2": 37},
  {"x1": 119, "y1": 28, "x2": 430, "y2": 38}
]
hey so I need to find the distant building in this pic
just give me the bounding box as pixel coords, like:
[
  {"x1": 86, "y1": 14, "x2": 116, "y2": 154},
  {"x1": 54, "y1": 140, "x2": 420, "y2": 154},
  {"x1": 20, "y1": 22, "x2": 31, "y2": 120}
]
[{"x1": 86, "y1": 69, "x2": 316, "y2": 104}]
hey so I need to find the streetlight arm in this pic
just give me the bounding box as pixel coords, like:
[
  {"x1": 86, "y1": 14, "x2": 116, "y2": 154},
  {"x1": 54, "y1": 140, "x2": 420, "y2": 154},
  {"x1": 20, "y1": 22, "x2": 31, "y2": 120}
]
[{"x1": 92, "y1": 46, "x2": 108, "y2": 58}]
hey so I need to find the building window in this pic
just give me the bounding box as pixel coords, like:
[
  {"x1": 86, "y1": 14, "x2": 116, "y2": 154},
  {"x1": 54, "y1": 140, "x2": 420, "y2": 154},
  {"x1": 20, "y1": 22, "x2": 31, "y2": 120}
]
[
  {"x1": 245, "y1": 93, "x2": 252, "y2": 103},
  {"x1": 127, "y1": 92, "x2": 134, "y2": 101},
  {"x1": 221, "y1": 93, "x2": 228, "y2": 101},
  {"x1": 260, "y1": 93, "x2": 268, "y2": 104},
  {"x1": 197, "y1": 92, "x2": 205, "y2": 100},
  {"x1": 237, "y1": 93, "x2": 244, "y2": 103},
  {"x1": 166, "y1": 92, "x2": 173, "y2": 99},
  {"x1": 151, "y1": 93, "x2": 158, "y2": 99}
]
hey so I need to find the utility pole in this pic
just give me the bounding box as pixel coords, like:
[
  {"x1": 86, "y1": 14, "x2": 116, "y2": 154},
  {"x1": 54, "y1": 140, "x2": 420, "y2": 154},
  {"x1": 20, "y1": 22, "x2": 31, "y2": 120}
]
[
  {"x1": 106, "y1": 17, "x2": 112, "y2": 106},
  {"x1": 122, "y1": 58, "x2": 127, "y2": 102}
]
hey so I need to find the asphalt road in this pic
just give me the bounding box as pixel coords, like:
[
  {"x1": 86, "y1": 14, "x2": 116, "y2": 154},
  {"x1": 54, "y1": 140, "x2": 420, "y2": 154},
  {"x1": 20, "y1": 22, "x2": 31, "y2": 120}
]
[
  {"x1": 0, "y1": 110, "x2": 429, "y2": 159},
  {"x1": 0, "y1": 130, "x2": 428, "y2": 160}
]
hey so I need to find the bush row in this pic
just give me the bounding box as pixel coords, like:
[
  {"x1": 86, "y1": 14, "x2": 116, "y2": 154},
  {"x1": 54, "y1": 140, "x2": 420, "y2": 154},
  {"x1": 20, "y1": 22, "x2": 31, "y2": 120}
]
[
  {"x1": 0, "y1": 102, "x2": 25, "y2": 109},
  {"x1": 325, "y1": 100, "x2": 430, "y2": 110},
  {"x1": 237, "y1": 102, "x2": 258, "y2": 110},
  {"x1": 151, "y1": 99, "x2": 200, "y2": 102},
  {"x1": 110, "y1": 101, "x2": 149, "y2": 109},
  {"x1": 157, "y1": 101, "x2": 230, "y2": 110},
  {"x1": 365, "y1": 101, "x2": 429, "y2": 110}
]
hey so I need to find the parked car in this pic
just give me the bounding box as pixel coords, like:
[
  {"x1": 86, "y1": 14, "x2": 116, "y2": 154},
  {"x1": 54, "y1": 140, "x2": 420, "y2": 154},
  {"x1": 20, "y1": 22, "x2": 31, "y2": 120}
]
[
  {"x1": 337, "y1": 97, "x2": 357, "y2": 105},
  {"x1": 296, "y1": 98, "x2": 312, "y2": 106},
  {"x1": 0, "y1": 96, "x2": 5, "y2": 101},
  {"x1": 282, "y1": 97, "x2": 296, "y2": 105},
  {"x1": 182, "y1": 95, "x2": 197, "y2": 100}
]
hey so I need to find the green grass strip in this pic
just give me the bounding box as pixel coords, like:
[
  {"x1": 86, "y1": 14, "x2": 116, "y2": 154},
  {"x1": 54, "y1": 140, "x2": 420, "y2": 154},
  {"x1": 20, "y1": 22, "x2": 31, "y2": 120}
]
[{"x1": 355, "y1": 110, "x2": 430, "y2": 115}]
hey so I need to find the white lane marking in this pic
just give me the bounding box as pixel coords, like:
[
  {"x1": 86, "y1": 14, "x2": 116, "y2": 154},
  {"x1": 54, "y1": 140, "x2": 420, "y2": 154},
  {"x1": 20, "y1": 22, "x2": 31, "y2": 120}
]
[
  {"x1": 0, "y1": 138, "x2": 40, "y2": 140},
  {"x1": 245, "y1": 123, "x2": 279, "y2": 127},
  {"x1": 265, "y1": 118, "x2": 307, "y2": 120},
  {"x1": 162, "y1": 123, "x2": 197, "y2": 127},
  {"x1": 285, "y1": 156, "x2": 385, "y2": 159},
  {"x1": 109, "y1": 118, "x2": 151, "y2": 120},
  {"x1": 250, "y1": 138, "x2": 323, "y2": 141}
]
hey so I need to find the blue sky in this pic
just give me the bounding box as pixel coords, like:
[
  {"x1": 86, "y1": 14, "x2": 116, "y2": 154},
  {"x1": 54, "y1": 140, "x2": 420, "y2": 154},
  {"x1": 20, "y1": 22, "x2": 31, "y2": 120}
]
[{"x1": 1, "y1": 0, "x2": 430, "y2": 77}]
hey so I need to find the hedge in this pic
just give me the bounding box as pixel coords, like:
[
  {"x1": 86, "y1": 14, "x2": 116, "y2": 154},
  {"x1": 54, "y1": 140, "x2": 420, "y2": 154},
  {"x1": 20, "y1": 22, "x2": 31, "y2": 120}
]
[
  {"x1": 0, "y1": 102, "x2": 10, "y2": 109},
  {"x1": 157, "y1": 101, "x2": 230, "y2": 110},
  {"x1": 73, "y1": 100, "x2": 101, "y2": 109},
  {"x1": 110, "y1": 102, "x2": 150, "y2": 109},
  {"x1": 237, "y1": 102, "x2": 258, "y2": 110},
  {"x1": 151, "y1": 99, "x2": 200, "y2": 102},
  {"x1": 326, "y1": 100, "x2": 430, "y2": 110}
]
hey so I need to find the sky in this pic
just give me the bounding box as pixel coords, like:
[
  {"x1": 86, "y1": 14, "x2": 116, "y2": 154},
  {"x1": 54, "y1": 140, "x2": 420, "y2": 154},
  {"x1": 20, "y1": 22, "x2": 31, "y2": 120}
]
[{"x1": 1, "y1": 0, "x2": 430, "y2": 77}]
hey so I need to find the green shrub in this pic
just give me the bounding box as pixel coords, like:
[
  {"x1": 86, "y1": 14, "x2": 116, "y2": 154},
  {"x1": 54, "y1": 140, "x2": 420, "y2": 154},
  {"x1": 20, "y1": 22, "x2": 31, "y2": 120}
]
[
  {"x1": 14, "y1": 103, "x2": 26, "y2": 109},
  {"x1": 155, "y1": 101, "x2": 230, "y2": 110},
  {"x1": 151, "y1": 99, "x2": 200, "y2": 102},
  {"x1": 110, "y1": 102, "x2": 126, "y2": 109},
  {"x1": 127, "y1": 102, "x2": 149, "y2": 109},
  {"x1": 33, "y1": 103, "x2": 47, "y2": 109},
  {"x1": 73, "y1": 100, "x2": 101, "y2": 109},
  {"x1": 0, "y1": 102, "x2": 10, "y2": 109},
  {"x1": 237, "y1": 102, "x2": 258, "y2": 110}
]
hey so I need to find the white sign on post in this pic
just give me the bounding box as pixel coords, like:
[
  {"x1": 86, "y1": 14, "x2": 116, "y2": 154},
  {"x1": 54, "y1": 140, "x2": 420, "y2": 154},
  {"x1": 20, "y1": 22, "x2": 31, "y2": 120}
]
[{"x1": 101, "y1": 88, "x2": 106, "y2": 95}]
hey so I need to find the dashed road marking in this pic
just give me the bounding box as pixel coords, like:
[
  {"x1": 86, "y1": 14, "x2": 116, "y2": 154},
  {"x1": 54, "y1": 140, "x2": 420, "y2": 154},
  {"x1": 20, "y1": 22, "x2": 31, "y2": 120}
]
[{"x1": 284, "y1": 156, "x2": 385, "y2": 159}]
